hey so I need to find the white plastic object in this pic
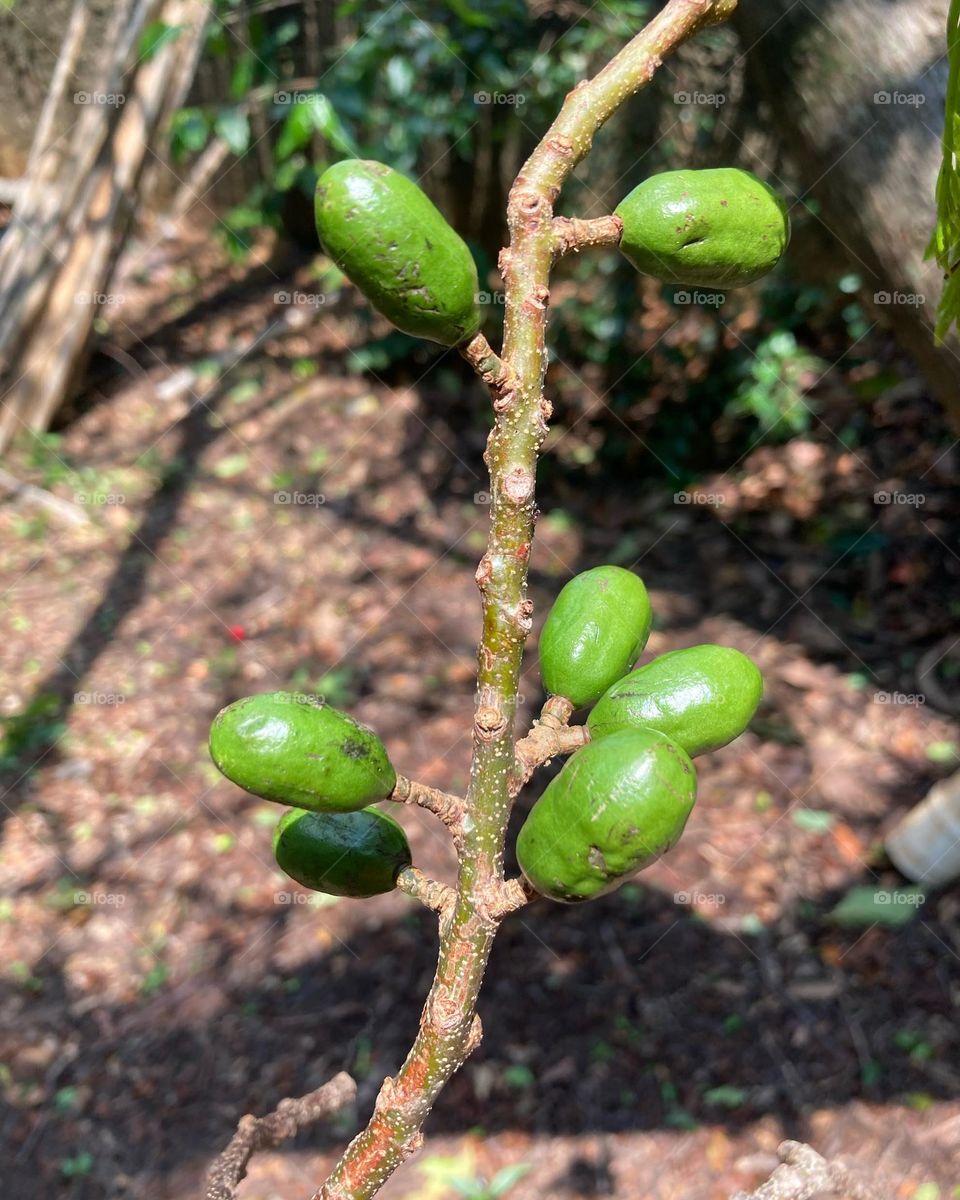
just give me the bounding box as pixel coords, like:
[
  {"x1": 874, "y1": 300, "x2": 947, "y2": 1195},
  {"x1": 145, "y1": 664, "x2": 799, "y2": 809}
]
[{"x1": 886, "y1": 770, "x2": 960, "y2": 886}]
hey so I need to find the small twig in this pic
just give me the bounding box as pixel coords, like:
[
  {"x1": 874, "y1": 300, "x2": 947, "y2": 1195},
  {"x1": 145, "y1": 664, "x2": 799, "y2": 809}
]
[
  {"x1": 492, "y1": 875, "x2": 539, "y2": 918},
  {"x1": 460, "y1": 331, "x2": 516, "y2": 412},
  {"x1": 395, "y1": 867, "x2": 456, "y2": 915},
  {"x1": 390, "y1": 776, "x2": 465, "y2": 839},
  {"x1": 512, "y1": 696, "x2": 589, "y2": 794},
  {"x1": 731, "y1": 1141, "x2": 886, "y2": 1200},
  {"x1": 205, "y1": 1072, "x2": 356, "y2": 1200},
  {"x1": 552, "y1": 214, "x2": 623, "y2": 257},
  {"x1": 0, "y1": 467, "x2": 92, "y2": 528}
]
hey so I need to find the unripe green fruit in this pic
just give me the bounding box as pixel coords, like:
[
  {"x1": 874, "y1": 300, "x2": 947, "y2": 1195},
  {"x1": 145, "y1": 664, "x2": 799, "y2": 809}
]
[
  {"x1": 539, "y1": 566, "x2": 653, "y2": 707},
  {"x1": 209, "y1": 692, "x2": 396, "y2": 812},
  {"x1": 273, "y1": 806, "x2": 411, "y2": 897},
  {"x1": 516, "y1": 729, "x2": 696, "y2": 903},
  {"x1": 314, "y1": 159, "x2": 481, "y2": 346},
  {"x1": 587, "y1": 644, "x2": 763, "y2": 756},
  {"x1": 615, "y1": 168, "x2": 790, "y2": 288}
]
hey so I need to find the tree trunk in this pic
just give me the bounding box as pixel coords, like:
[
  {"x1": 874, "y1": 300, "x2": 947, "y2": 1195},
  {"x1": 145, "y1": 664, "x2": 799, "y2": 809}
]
[{"x1": 734, "y1": 0, "x2": 959, "y2": 423}]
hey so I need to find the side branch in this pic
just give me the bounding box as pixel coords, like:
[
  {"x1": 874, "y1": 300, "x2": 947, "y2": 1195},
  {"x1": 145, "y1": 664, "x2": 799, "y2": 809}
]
[
  {"x1": 461, "y1": 332, "x2": 516, "y2": 411},
  {"x1": 395, "y1": 867, "x2": 456, "y2": 915},
  {"x1": 552, "y1": 214, "x2": 623, "y2": 257},
  {"x1": 391, "y1": 776, "x2": 464, "y2": 840},
  {"x1": 206, "y1": 1073, "x2": 356, "y2": 1200},
  {"x1": 513, "y1": 722, "x2": 589, "y2": 794},
  {"x1": 731, "y1": 1141, "x2": 885, "y2": 1200}
]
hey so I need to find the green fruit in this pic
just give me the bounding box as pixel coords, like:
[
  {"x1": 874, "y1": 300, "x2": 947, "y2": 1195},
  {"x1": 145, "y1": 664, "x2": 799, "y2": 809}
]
[
  {"x1": 587, "y1": 644, "x2": 763, "y2": 756},
  {"x1": 615, "y1": 168, "x2": 790, "y2": 288},
  {"x1": 539, "y1": 566, "x2": 653, "y2": 707},
  {"x1": 516, "y1": 729, "x2": 696, "y2": 903},
  {"x1": 209, "y1": 692, "x2": 396, "y2": 812},
  {"x1": 273, "y1": 806, "x2": 411, "y2": 897},
  {"x1": 314, "y1": 158, "x2": 481, "y2": 346}
]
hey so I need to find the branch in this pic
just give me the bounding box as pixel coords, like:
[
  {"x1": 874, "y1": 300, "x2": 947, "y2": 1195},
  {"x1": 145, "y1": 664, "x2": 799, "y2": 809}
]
[
  {"x1": 206, "y1": 1073, "x2": 356, "y2": 1200},
  {"x1": 395, "y1": 867, "x2": 456, "y2": 916},
  {"x1": 513, "y1": 714, "x2": 589, "y2": 795},
  {"x1": 389, "y1": 776, "x2": 464, "y2": 840},
  {"x1": 731, "y1": 1141, "x2": 886, "y2": 1200},
  {"x1": 308, "y1": 5, "x2": 737, "y2": 1199},
  {"x1": 552, "y1": 214, "x2": 623, "y2": 257}
]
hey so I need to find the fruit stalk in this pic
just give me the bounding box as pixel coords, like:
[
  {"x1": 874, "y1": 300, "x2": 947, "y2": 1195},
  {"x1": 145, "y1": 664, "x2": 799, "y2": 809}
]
[{"x1": 310, "y1": 3, "x2": 735, "y2": 1197}]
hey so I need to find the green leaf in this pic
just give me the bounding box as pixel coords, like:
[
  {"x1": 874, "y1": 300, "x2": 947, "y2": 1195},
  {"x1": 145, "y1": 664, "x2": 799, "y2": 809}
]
[
  {"x1": 829, "y1": 885, "x2": 926, "y2": 929},
  {"x1": 704, "y1": 1085, "x2": 748, "y2": 1108},
  {"x1": 215, "y1": 108, "x2": 250, "y2": 156},
  {"x1": 792, "y1": 809, "x2": 835, "y2": 833},
  {"x1": 488, "y1": 1164, "x2": 532, "y2": 1198},
  {"x1": 213, "y1": 453, "x2": 250, "y2": 479},
  {"x1": 275, "y1": 94, "x2": 357, "y2": 161},
  {"x1": 139, "y1": 21, "x2": 186, "y2": 60},
  {"x1": 926, "y1": 0, "x2": 960, "y2": 341}
]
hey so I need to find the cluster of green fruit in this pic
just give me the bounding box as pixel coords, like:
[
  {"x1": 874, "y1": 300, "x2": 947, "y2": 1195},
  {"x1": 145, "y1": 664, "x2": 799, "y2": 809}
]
[
  {"x1": 313, "y1": 160, "x2": 790, "y2": 347},
  {"x1": 519, "y1": 565, "x2": 761, "y2": 902},
  {"x1": 208, "y1": 566, "x2": 761, "y2": 906}
]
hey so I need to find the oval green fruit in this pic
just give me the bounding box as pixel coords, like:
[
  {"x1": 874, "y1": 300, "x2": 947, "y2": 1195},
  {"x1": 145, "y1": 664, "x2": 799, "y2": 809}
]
[
  {"x1": 516, "y1": 728, "x2": 696, "y2": 903},
  {"x1": 539, "y1": 566, "x2": 653, "y2": 708},
  {"x1": 273, "y1": 805, "x2": 411, "y2": 897},
  {"x1": 615, "y1": 168, "x2": 790, "y2": 288},
  {"x1": 587, "y1": 644, "x2": 763, "y2": 756},
  {"x1": 314, "y1": 158, "x2": 481, "y2": 346},
  {"x1": 209, "y1": 692, "x2": 396, "y2": 812}
]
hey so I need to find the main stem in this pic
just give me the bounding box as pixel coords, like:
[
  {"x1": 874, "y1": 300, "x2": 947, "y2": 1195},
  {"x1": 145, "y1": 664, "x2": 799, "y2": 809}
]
[{"x1": 311, "y1": 4, "x2": 733, "y2": 1198}]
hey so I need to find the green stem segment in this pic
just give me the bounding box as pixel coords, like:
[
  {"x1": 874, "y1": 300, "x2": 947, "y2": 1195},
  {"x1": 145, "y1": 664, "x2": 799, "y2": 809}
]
[{"x1": 311, "y1": 5, "x2": 735, "y2": 1198}]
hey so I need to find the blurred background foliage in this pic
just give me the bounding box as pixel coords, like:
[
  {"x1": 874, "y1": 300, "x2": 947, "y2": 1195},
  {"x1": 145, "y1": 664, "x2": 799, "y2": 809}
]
[{"x1": 161, "y1": 0, "x2": 875, "y2": 491}]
